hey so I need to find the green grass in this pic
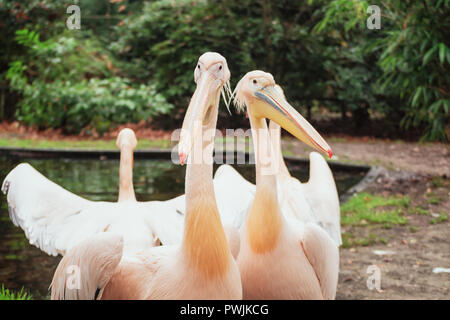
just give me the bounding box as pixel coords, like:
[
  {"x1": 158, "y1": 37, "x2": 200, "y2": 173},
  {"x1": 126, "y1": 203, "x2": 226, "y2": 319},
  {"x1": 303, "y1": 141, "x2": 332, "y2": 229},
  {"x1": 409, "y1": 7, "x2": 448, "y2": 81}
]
[
  {"x1": 0, "y1": 137, "x2": 172, "y2": 150},
  {"x1": 341, "y1": 231, "x2": 388, "y2": 248},
  {"x1": 0, "y1": 136, "x2": 312, "y2": 158},
  {"x1": 0, "y1": 284, "x2": 32, "y2": 300},
  {"x1": 341, "y1": 193, "x2": 410, "y2": 228},
  {"x1": 282, "y1": 150, "x2": 295, "y2": 157},
  {"x1": 431, "y1": 176, "x2": 444, "y2": 188},
  {"x1": 425, "y1": 191, "x2": 443, "y2": 205},
  {"x1": 427, "y1": 195, "x2": 441, "y2": 205},
  {"x1": 340, "y1": 192, "x2": 411, "y2": 248},
  {"x1": 430, "y1": 213, "x2": 448, "y2": 224},
  {"x1": 408, "y1": 206, "x2": 430, "y2": 216}
]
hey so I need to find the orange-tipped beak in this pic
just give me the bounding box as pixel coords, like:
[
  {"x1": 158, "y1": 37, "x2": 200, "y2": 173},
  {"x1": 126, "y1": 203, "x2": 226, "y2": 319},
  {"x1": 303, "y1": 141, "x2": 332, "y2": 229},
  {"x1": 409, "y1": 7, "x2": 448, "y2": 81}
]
[
  {"x1": 178, "y1": 71, "x2": 217, "y2": 164},
  {"x1": 179, "y1": 152, "x2": 186, "y2": 166},
  {"x1": 253, "y1": 85, "x2": 332, "y2": 158}
]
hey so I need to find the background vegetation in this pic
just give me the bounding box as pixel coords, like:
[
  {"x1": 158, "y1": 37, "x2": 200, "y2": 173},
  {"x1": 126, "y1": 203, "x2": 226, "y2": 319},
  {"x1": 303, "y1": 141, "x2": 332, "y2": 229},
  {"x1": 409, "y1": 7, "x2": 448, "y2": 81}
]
[
  {"x1": 1, "y1": 0, "x2": 448, "y2": 140},
  {"x1": 0, "y1": 284, "x2": 32, "y2": 300}
]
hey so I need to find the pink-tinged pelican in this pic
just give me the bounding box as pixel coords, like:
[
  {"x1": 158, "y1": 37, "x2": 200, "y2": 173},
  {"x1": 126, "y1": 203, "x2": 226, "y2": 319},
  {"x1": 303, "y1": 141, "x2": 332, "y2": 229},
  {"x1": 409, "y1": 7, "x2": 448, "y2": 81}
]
[
  {"x1": 268, "y1": 86, "x2": 340, "y2": 245},
  {"x1": 268, "y1": 118, "x2": 341, "y2": 245},
  {"x1": 50, "y1": 53, "x2": 242, "y2": 300},
  {"x1": 208, "y1": 86, "x2": 341, "y2": 246},
  {"x1": 209, "y1": 123, "x2": 341, "y2": 247},
  {"x1": 233, "y1": 71, "x2": 339, "y2": 299},
  {"x1": 1, "y1": 128, "x2": 183, "y2": 258}
]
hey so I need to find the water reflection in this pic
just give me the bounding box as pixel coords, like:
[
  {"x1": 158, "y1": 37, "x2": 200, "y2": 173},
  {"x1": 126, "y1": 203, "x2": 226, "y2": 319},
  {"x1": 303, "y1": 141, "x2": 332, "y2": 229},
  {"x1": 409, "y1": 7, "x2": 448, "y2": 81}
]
[{"x1": 0, "y1": 156, "x2": 365, "y2": 299}]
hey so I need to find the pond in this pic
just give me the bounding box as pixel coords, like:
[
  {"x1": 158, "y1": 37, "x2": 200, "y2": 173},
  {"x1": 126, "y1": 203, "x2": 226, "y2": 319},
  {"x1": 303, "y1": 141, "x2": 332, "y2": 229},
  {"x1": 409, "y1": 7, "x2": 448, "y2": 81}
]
[{"x1": 0, "y1": 155, "x2": 367, "y2": 299}]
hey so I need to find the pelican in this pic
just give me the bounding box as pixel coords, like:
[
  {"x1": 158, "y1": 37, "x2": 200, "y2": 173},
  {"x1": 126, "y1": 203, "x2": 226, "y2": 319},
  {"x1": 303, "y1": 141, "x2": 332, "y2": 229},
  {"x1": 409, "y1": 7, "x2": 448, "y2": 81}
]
[
  {"x1": 205, "y1": 86, "x2": 341, "y2": 246},
  {"x1": 50, "y1": 52, "x2": 242, "y2": 300},
  {"x1": 233, "y1": 71, "x2": 339, "y2": 299},
  {"x1": 1, "y1": 128, "x2": 183, "y2": 257},
  {"x1": 269, "y1": 118, "x2": 341, "y2": 245}
]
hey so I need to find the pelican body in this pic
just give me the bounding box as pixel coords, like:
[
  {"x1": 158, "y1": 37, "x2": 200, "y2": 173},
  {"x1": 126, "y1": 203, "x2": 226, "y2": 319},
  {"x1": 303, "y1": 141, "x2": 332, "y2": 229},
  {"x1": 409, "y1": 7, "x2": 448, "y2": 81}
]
[
  {"x1": 233, "y1": 71, "x2": 339, "y2": 299},
  {"x1": 1, "y1": 128, "x2": 183, "y2": 258},
  {"x1": 51, "y1": 52, "x2": 242, "y2": 300}
]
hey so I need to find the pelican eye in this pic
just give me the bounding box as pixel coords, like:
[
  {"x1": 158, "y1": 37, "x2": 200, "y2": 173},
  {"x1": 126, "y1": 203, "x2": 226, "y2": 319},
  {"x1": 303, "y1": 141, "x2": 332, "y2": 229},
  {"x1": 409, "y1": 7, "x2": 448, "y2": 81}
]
[
  {"x1": 197, "y1": 64, "x2": 200, "y2": 69},
  {"x1": 219, "y1": 65, "x2": 222, "y2": 70},
  {"x1": 253, "y1": 79, "x2": 257, "y2": 84}
]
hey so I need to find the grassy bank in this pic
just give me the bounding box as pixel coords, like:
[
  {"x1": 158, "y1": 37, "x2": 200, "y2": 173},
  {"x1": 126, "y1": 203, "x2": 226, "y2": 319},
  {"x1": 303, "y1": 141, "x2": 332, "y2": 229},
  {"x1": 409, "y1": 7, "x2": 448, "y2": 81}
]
[
  {"x1": 0, "y1": 285, "x2": 32, "y2": 300},
  {"x1": 0, "y1": 137, "x2": 172, "y2": 150}
]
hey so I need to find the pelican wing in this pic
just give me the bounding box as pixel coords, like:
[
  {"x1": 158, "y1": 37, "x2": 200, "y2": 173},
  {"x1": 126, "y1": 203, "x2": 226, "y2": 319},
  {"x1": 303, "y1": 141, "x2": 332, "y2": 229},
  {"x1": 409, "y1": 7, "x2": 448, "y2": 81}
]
[
  {"x1": 213, "y1": 164, "x2": 255, "y2": 229},
  {"x1": 51, "y1": 232, "x2": 123, "y2": 300},
  {"x1": 302, "y1": 152, "x2": 342, "y2": 246},
  {"x1": 301, "y1": 223, "x2": 339, "y2": 299},
  {"x1": 139, "y1": 196, "x2": 185, "y2": 246},
  {"x1": 278, "y1": 177, "x2": 318, "y2": 226},
  {"x1": 1, "y1": 163, "x2": 141, "y2": 256},
  {"x1": 167, "y1": 164, "x2": 255, "y2": 231}
]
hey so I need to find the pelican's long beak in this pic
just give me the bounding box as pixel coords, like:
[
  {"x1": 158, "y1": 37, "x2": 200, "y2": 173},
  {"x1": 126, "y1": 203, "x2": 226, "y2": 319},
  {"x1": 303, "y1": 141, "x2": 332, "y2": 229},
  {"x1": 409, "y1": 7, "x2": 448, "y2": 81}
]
[
  {"x1": 254, "y1": 86, "x2": 332, "y2": 158},
  {"x1": 178, "y1": 71, "x2": 219, "y2": 164}
]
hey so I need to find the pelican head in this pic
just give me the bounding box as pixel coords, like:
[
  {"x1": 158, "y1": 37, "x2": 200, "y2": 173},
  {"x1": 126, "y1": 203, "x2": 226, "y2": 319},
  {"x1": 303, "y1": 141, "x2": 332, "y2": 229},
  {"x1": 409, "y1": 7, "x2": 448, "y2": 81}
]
[
  {"x1": 178, "y1": 52, "x2": 231, "y2": 164},
  {"x1": 234, "y1": 70, "x2": 332, "y2": 158},
  {"x1": 116, "y1": 128, "x2": 137, "y2": 150}
]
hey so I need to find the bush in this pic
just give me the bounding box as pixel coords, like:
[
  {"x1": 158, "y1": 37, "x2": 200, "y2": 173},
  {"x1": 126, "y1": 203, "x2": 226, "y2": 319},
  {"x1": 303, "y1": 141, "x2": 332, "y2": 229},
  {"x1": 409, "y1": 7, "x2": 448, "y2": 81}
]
[
  {"x1": 0, "y1": 0, "x2": 67, "y2": 120},
  {"x1": 7, "y1": 29, "x2": 173, "y2": 134},
  {"x1": 2, "y1": 0, "x2": 448, "y2": 140},
  {"x1": 111, "y1": 0, "x2": 331, "y2": 122},
  {"x1": 10, "y1": 76, "x2": 172, "y2": 134},
  {"x1": 314, "y1": 0, "x2": 450, "y2": 141}
]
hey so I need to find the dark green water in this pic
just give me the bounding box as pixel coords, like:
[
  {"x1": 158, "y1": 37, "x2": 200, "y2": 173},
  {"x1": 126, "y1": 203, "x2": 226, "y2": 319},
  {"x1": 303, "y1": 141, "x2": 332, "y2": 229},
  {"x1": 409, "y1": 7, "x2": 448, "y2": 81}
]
[{"x1": 0, "y1": 156, "x2": 366, "y2": 299}]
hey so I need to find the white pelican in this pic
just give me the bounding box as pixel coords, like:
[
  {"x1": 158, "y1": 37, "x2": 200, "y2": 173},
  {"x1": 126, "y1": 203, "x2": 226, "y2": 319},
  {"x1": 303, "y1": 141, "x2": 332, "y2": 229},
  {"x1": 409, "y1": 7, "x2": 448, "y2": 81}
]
[
  {"x1": 269, "y1": 118, "x2": 341, "y2": 245},
  {"x1": 51, "y1": 52, "x2": 242, "y2": 300},
  {"x1": 233, "y1": 71, "x2": 339, "y2": 299},
  {"x1": 1, "y1": 128, "x2": 183, "y2": 257},
  {"x1": 203, "y1": 87, "x2": 341, "y2": 246}
]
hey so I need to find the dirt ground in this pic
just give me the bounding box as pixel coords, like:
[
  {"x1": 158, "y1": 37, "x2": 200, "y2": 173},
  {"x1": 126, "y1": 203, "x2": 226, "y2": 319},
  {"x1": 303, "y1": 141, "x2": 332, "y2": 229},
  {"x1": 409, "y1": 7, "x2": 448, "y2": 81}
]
[
  {"x1": 284, "y1": 138, "x2": 450, "y2": 299},
  {"x1": 337, "y1": 172, "x2": 449, "y2": 299},
  {"x1": 284, "y1": 137, "x2": 450, "y2": 177},
  {"x1": 0, "y1": 120, "x2": 172, "y2": 141}
]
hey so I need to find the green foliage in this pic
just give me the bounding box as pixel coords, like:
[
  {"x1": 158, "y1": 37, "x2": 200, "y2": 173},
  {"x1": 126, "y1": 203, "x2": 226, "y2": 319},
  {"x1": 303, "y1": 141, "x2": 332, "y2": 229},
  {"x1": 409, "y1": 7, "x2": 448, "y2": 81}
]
[
  {"x1": 375, "y1": 2, "x2": 449, "y2": 141},
  {"x1": 7, "y1": 29, "x2": 173, "y2": 134},
  {"x1": 0, "y1": 0, "x2": 66, "y2": 120},
  {"x1": 10, "y1": 28, "x2": 114, "y2": 81},
  {"x1": 1, "y1": 0, "x2": 448, "y2": 139},
  {"x1": 0, "y1": 284, "x2": 32, "y2": 300},
  {"x1": 12, "y1": 76, "x2": 172, "y2": 134},
  {"x1": 111, "y1": 0, "x2": 331, "y2": 116},
  {"x1": 315, "y1": 0, "x2": 450, "y2": 140}
]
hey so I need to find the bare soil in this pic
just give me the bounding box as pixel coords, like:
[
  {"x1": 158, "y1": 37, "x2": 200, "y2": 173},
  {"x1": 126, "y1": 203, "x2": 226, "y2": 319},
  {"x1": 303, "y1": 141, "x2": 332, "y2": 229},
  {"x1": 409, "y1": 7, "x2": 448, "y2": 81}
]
[
  {"x1": 283, "y1": 137, "x2": 450, "y2": 177},
  {"x1": 0, "y1": 120, "x2": 171, "y2": 141},
  {"x1": 281, "y1": 138, "x2": 449, "y2": 299},
  {"x1": 337, "y1": 172, "x2": 450, "y2": 299}
]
